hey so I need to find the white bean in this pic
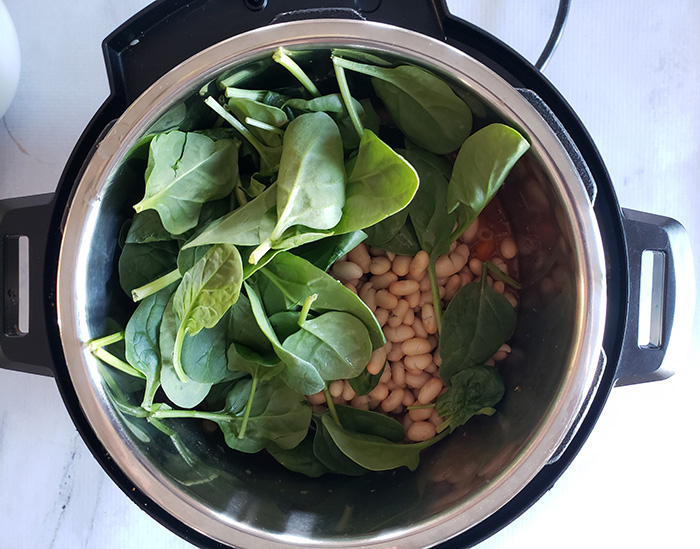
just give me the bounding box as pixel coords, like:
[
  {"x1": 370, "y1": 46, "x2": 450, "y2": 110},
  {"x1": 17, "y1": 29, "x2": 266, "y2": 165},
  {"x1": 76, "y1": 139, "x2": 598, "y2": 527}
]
[
  {"x1": 406, "y1": 421, "x2": 436, "y2": 442},
  {"x1": 404, "y1": 353, "x2": 432, "y2": 371},
  {"x1": 381, "y1": 388, "x2": 405, "y2": 413},
  {"x1": 417, "y1": 377, "x2": 443, "y2": 404},
  {"x1": 371, "y1": 271, "x2": 398, "y2": 290},
  {"x1": 408, "y1": 407, "x2": 433, "y2": 421},
  {"x1": 332, "y1": 261, "x2": 363, "y2": 281},
  {"x1": 369, "y1": 256, "x2": 392, "y2": 275},
  {"x1": 366, "y1": 347, "x2": 387, "y2": 375},
  {"x1": 383, "y1": 324, "x2": 415, "y2": 343},
  {"x1": 374, "y1": 307, "x2": 389, "y2": 327},
  {"x1": 386, "y1": 342, "x2": 406, "y2": 361},
  {"x1": 375, "y1": 289, "x2": 399, "y2": 310},
  {"x1": 406, "y1": 290, "x2": 421, "y2": 309},
  {"x1": 368, "y1": 382, "x2": 389, "y2": 401},
  {"x1": 392, "y1": 255, "x2": 412, "y2": 277},
  {"x1": 499, "y1": 237, "x2": 517, "y2": 259},
  {"x1": 329, "y1": 380, "x2": 344, "y2": 398},
  {"x1": 348, "y1": 243, "x2": 372, "y2": 273},
  {"x1": 388, "y1": 299, "x2": 409, "y2": 328},
  {"x1": 401, "y1": 338, "x2": 433, "y2": 356},
  {"x1": 409, "y1": 250, "x2": 430, "y2": 278},
  {"x1": 389, "y1": 279, "x2": 420, "y2": 297},
  {"x1": 421, "y1": 304, "x2": 438, "y2": 335},
  {"x1": 342, "y1": 380, "x2": 356, "y2": 401}
]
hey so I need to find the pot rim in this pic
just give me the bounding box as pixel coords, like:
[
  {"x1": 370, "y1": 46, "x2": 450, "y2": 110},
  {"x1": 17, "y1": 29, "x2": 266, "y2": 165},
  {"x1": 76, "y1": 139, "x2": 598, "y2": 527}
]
[{"x1": 57, "y1": 18, "x2": 607, "y2": 548}]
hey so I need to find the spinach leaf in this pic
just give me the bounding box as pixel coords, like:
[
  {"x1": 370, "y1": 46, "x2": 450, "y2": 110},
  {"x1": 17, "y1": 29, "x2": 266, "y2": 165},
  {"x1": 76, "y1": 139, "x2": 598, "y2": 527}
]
[
  {"x1": 267, "y1": 431, "x2": 329, "y2": 477},
  {"x1": 227, "y1": 343, "x2": 284, "y2": 382},
  {"x1": 124, "y1": 210, "x2": 173, "y2": 244},
  {"x1": 124, "y1": 282, "x2": 177, "y2": 408},
  {"x1": 283, "y1": 93, "x2": 366, "y2": 149},
  {"x1": 332, "y1": 56, "x2": 473, "y2": 154},
  {"x1": 312, "y1": 416, "x2": 368, "y2": 476},
  {"x1": 335, "y1": 405, "x2": 404, "y2": 443},
  {"x1": 228, "y1": 96, "x2": 288, "y2": 128},
  {"x1": 400, "y1": 147, "x2": 456, "y2": 260},
  {"x1": 228, "y1": 292, "x2": 276, "y2": 359},
  {"x1": 119, "y1": 240, "x2": 179, "y2": 298},
  {"x1": 292, "y1": 230, "x2": 367, "y2": 272},
  {"x1": 331, "y1": 130, "x2": 418, "y2": 234},
  {"x1": 179, "y1": 312, "x2": 230, "y2": 384},
  {"x1": 184, "y1": 182, "x2": 278, "y2": 249},
  {"x1": 348, "y1": 362, "x2": 384, "y2": 397},
  {"x1": 250, "y1": 112, "x2": 345, "y2": 264},
  {"x1": 133, "y1": 131, "x2": 240, "y2": 235},
  {"x1": 204, "y1": 96, "x2": 282, "y2": 175},
  {"x1": 368, "y1": 220, "x2": 421, "y2": 256},
  {"x1": 259, "y1": 252, "x2": 384, "y2": 349},
  {"x1": 159, "y1": 296, "x2": 215, "y2": 408},
  {"x1": 439, "y1": 277, "x2": 517, "y2": 385},
  {"x1": 447, "y1": 123, "x2": 530, "y2": 233},
  {"x1": 282, "y1": 311, "x2": 372, "y2": 381},
  {"x1": 216, "y1": 376, "x2": 312, "y2": 453},
  {"x1": 435, "y1": 366, "x2": 504, "y2": 433},
  {"x1": 172, "y1": 244, "x2": 243, "y2": 382},
  {"x1": 177, "y1": 245, "x2": 210, "y2": 276},
  {"x1": 244, "y1": 281, "x2": 326, "y2": 395},
  {"x1": 321, "y1": 413, "x2": 446, "y2": 472}
]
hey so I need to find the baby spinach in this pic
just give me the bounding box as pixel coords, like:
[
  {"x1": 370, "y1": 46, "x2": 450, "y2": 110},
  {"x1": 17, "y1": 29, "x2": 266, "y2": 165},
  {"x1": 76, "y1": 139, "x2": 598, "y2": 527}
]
[
  {"x1": 439, "y1": 275, "x2": 517, "y2": 385},
  {"x1": 282, "y1": 311, "x2": 372, "y2": 381},
  {"x1": 435, "y1": 366, "x2": 504, "y2": 434},
  {"x1": 244, "y1": 281, "x2": 326, "y2": 395},
  {"x1": 348, "y1": 363, "x2": 384, "y2": 397},
  {"x1": 95, "y1": 46, "x2": 527, "y2": 479},
  {"x1": 204, "y1": 96, "x2": 282, "y2": 175},
  {"x1": 258, "y1": 252, "x2": 384, "y2": 349},
  {"x1": 293, "y1": 230, "x2": 367, "y2": 272},
  {"x1": 124, "y1": 210, "x2": 172, "y2": 244},
  {"x1": 124, "y1": 283, "x2": 177, "y2": 408},
  {"x1": 133, "y1": 131, "x2": 241, "y2": 235},
  {"x1": 321, "y1": 414, "x2": 447, "y2": 472},
  {"x1": 331, "y1": 130, "x2": 419, "y2": 234},
  {"x1": 118, "y1": 240, "x2": 179, "y2": 299},
  {"x1": 184, "y1": 182, "x2": 278, "y2": 249},
  {"x1": 267, "y1": 431, "x2": 329, "y2": 477},
  {"x1": 159, "y1": 297, "x2": 215, "y2": 408},
  {"x1": 447, "y1": 123, "x2": 530, "y2": 235},
  {"x1": 335, "y1": 405, "x2": 405, "y2": 443},
  {"x1": 250, "y1": 112, "x2": 346, "y2": 264},
  {"x1": 312, "y1": 416, "x2": 368, "y2": 476},
  {"x1": 400, "y1": 147, "x2": 455, "y2": 260},
  {"x1": 332, "y1": 55, "x2": 473, "y2": 154},
  {"x1": 216, "y1": 376, "x2": 312, "y2": 453},
  {"x1": 172, "y1": 244, "x2": 243, "y2": 382}
]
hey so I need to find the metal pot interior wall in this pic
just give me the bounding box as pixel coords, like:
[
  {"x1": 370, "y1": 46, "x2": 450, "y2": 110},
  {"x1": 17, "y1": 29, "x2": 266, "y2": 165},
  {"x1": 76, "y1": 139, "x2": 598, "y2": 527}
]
[{"x1": 57, "y1": 22, "x2": 606, "y2": 548}]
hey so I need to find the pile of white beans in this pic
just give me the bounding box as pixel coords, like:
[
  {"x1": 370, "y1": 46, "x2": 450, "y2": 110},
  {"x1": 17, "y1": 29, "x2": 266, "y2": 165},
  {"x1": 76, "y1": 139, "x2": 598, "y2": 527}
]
[{"x1": 307, "y1": 215, "x2": 519, "y2": 443}]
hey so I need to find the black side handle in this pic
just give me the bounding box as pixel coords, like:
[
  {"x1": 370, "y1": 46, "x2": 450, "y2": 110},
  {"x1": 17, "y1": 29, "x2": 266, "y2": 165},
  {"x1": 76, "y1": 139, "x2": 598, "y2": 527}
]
[
  {"x1": 614, "y1": 209, "x2": 695, "y2": 386},
  {"x1": 0, "y1": 194, "x2": 57, "y2": 377},
  {"x1": 102, "y1": 0, "x2": 450, "y2": 106}
]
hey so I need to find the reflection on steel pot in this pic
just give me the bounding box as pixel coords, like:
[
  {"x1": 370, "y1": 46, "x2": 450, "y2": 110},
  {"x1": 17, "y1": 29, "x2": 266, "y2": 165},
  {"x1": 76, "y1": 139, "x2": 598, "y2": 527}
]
[{"x1": 0, "y1": 3, "x2": 693, "y2": 549}]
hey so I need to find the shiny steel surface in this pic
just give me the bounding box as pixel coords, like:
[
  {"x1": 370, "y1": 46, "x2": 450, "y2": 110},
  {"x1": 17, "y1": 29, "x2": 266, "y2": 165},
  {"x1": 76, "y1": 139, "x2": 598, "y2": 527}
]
[{"x1": 57, "y1": 20, "x2": 606, "y2": 548}]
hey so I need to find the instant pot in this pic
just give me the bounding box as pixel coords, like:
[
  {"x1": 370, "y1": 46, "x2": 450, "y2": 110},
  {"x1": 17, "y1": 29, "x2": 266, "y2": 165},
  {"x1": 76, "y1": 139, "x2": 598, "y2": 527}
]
[{"x1": 0, "y1": 1, "x2": 694, "y2": 547}]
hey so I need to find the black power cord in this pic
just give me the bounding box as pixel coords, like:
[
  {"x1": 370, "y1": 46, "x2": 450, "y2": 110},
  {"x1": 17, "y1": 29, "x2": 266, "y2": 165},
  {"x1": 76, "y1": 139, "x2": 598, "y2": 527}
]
[{"x1": 535, "y1": 0, "x2": 571, "y2": 70}]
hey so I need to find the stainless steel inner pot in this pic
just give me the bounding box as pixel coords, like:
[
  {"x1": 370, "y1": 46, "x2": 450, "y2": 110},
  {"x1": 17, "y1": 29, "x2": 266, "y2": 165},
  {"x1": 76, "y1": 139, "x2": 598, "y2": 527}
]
[{"x1": 56, "y1": 19, "x2": 606, "y2": 548}]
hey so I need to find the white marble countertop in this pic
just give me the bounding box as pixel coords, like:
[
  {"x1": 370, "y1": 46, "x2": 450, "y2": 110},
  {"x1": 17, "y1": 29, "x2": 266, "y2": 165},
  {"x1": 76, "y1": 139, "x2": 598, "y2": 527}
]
[{"x1": 1, "y1": 1, "x2": 698, "y2": 548}]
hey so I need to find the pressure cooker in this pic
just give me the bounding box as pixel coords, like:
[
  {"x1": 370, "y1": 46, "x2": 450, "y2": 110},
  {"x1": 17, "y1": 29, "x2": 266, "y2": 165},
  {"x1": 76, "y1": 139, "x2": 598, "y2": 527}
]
[{"x1": 0, "y1": 1, "x2": 694, "y2": 547}]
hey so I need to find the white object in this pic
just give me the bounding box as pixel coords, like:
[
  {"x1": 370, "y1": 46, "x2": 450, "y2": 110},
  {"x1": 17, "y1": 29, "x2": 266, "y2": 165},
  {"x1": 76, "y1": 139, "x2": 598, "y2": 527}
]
[{"x1": 0, "y1": 0, "x2": 20, "y2": 118}]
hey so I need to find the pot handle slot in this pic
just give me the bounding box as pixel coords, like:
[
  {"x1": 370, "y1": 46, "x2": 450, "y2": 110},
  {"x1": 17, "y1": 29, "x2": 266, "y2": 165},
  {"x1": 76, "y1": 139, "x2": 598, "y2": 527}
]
[
  {"x1": 614, "y1": 208, "x2": 695, "y2": 386},
  {"x1": 0, "y1": 194, "x2": 56, "y2": 377}
]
